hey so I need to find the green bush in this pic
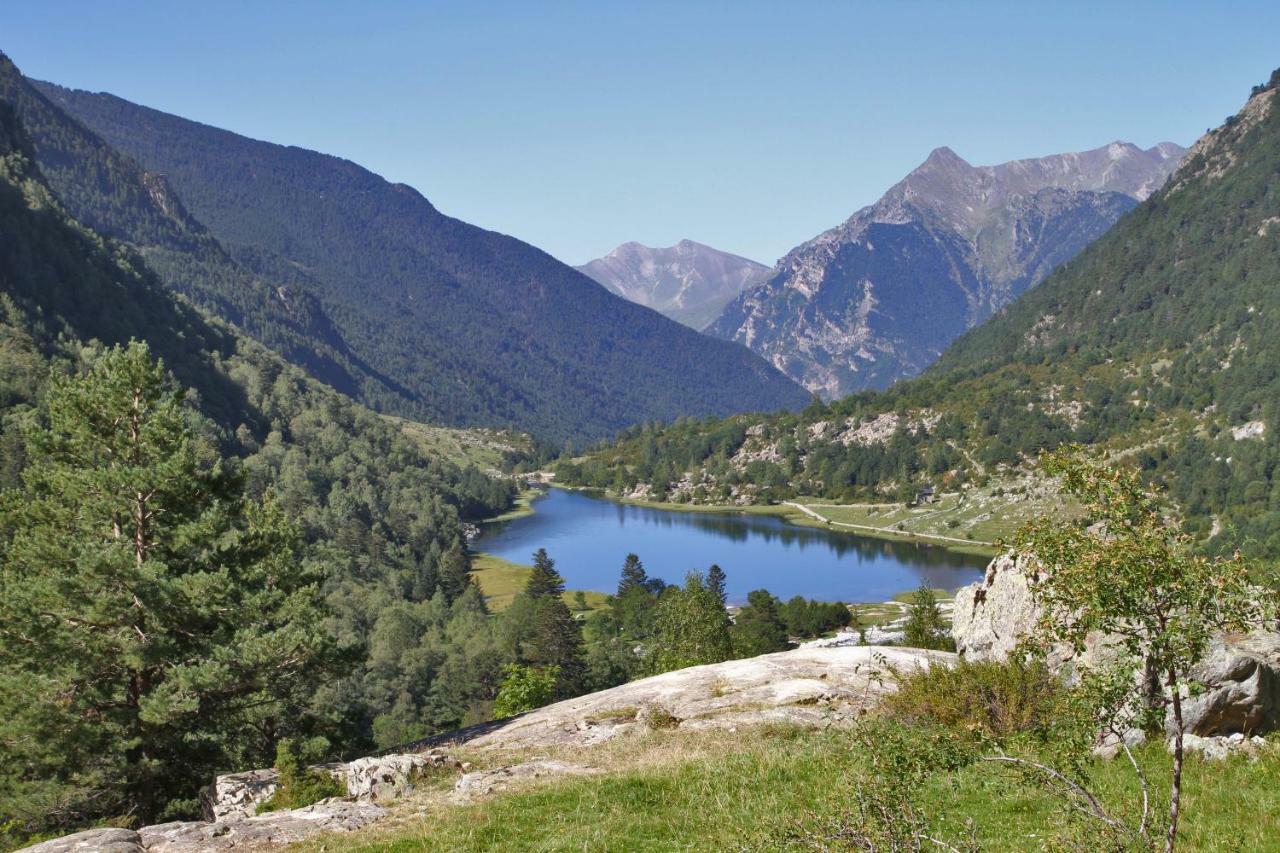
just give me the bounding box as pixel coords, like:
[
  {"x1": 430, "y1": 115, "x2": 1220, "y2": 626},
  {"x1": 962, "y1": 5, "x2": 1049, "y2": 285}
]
[
  {"x1": 884, "y1": 658, "x2": 1064, "y2": 739},
  {"x1": 256, "y1": 738, "x2": 345, "y2": 814},
  {"x1": 493, "y1": 664, "x2": 560, "y2": 718}
]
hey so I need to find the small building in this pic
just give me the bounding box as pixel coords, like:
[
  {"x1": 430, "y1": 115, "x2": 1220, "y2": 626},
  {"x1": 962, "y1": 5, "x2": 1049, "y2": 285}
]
[{"x1": 915, "y1": 486, "x2": 936, "y2": 505}]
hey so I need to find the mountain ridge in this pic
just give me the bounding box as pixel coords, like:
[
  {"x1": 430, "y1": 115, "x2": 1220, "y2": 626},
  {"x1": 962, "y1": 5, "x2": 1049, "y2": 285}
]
[
  {"x1": 708, "y1": 139, "x2": 1185, "y2": 399},
  {"x1": 29, "y1": 76, "x2": 810, "y2": 443},
  {"x1": 576, "y1": 239, "x2": 771, "y2": 330}
]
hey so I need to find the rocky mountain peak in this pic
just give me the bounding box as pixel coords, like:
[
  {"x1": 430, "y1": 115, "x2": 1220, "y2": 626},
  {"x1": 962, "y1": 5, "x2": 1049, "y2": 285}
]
[{"x1": 577, "y1": 240, "x2": 770, "y2": 330}]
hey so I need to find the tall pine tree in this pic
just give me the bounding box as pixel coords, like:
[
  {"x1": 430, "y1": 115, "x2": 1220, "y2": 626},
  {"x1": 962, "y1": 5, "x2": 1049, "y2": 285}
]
[{"x1": 0, "y1": 343, "x2": 339, "y2": 833}]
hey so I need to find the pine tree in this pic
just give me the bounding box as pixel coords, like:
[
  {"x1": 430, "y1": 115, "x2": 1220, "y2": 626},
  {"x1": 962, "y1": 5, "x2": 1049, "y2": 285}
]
[
  {"x1": 707, "y1": 563, "x2": 728, "y2": 606},
  {"x1": 616, "y1": 553, "x2": 647, "y2": 596},
  {"x1": 0, "y1": 343, "x2": 338, "y2": 833},
  {"x1": 525, "y1": 547, "x2": 566, "y2": 598},
  {"x1": 731, "y1": 589, "x2": 791, "y2": 656}
]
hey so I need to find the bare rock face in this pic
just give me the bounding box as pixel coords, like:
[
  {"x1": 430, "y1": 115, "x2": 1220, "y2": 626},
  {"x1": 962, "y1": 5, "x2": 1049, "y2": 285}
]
[
  {"x1": 136, "y1": 800, "x2": 387, "y2": 851},
  {"x1": 204, "y1": 768, "x2": 279, "y2": 821},
  {"x1": 343, "y1": 751, "x2": 460, "y2": 801},
  {"x1": 21, "y1": 828, "x2": 145, "y2": 853},
  {"x1": 464, "y1": 645, "x2": 954, "y2": 751},
  {"x1": 952, "y1": 553, "x2": 1280, "y2": 738}
]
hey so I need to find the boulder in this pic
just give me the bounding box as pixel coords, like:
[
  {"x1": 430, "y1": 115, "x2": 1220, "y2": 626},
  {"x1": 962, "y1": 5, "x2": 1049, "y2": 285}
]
[
  {"x1": 203, "y1": 768, "x2": 278, "y2": 821},
  {"x1": 1177, "y1": 632, "x2": 1280, "y2": 737},
  {"x1": 20, "y1": 828, "x2": 143, "y2": 853},
  {"x1": 453, "y1": 761, "x2": 598, "y2": 801},
  {"x1": 342, "y1": 751, "x2": 459, "y2": 801},
  {"x1": 137, "y1": 800, "x2": 386, "y2": 851},
  {"x1": 1175, "y1": 732, "x2": 1271, "y2": 761},
  {"x1": 952, "y1": 552, "x2": 1280, "y2": 738}
]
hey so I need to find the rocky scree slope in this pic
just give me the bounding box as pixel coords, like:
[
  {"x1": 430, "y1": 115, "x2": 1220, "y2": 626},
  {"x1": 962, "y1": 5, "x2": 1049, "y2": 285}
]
[
  {"x1": 33, "y1": 79, "x2": 810, "y2": 443},
  {"x1": 576, "y1": 239, "x2": 771, "y2": 330},
  {"x1": 709, "y1": 140, "x2": 1184, "y2": 398}
]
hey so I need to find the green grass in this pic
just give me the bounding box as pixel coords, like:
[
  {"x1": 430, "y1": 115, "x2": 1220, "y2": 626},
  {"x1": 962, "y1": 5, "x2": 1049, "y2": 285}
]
[
  {"x1": 481, "y1": 488, "x2": 542, "y2": 524},
  {"x1": 296, "y1": 726, "x2": 1280, "y2": 852},
  {"x1": 469, "y1": 552, "x2": 608, "y2": 613},
  {"x1": 385, "y1": 417, "x2": 533, "y2": 470}
]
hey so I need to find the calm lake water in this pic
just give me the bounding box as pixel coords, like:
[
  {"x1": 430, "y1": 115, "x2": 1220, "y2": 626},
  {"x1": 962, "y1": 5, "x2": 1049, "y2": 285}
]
[{"x1": 475, "y1": 488, "x2": 988, "y2": 604}]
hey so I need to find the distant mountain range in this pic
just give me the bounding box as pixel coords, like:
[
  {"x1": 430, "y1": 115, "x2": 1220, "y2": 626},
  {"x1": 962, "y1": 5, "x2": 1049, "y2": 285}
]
[
  {"x1": 576, "y1": 240, "x2": 771, "y2": 330},
  {"x1": 707, "y1": 140, "x2": 1185, "y2": 398},
  {"x1": 15, "y1": 61, "x2": 807, "y2": 443}
]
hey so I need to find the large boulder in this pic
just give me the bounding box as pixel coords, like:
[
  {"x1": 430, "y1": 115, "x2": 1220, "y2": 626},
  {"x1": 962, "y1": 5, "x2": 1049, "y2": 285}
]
[
  {"x1": 21, "y1": 828, "x2": 144, "y2": 853},
  {"x1": 952, "y1": 552, "x2": 1280, "y2": 738},
  {"x1": 203, "y1": 768, "x2": 278, "y2": 821}
]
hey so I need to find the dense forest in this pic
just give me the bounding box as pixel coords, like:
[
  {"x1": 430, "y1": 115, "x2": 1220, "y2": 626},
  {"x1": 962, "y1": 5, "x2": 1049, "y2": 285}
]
[
  {"x1": 559, "y1": 70, "x2": 1280, "y2": 558},
  {"x1": 28, "y1": 70, "x2": 810, "y2": 444}
]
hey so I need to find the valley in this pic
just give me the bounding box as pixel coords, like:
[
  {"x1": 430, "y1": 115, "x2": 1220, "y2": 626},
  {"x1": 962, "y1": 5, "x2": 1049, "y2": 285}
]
[{"x1": 3, "y1": 13, "x2": 1279, "y2": 853}]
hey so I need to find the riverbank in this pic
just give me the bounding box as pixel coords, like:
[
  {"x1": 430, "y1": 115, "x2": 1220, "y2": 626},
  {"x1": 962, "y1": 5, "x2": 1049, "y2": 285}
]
[{"x1": 469, "y1": 552, "x2": 609, "y2": 613}]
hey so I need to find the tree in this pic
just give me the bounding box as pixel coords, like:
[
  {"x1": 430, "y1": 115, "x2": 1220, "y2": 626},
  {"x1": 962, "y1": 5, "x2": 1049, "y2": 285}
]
[
  {"x1": 707, "y1": 563, "x2": 728, "y2": 606},
  {"x1": 731, "y1": 590, "x2": 791, "y2": 657},
  {"x1": 525, "y1": 547, "x2": 565, "y2": 598},
  {"x1": 902, "y1": 585, "x2": 950, "y2": 651},
  {"x1": 1014, "y1": 449, "x2": 1270, "y2": 851},
  {"x1": 617, "y1": 553, "x2": 647, "y2": 596},
  {"x1": 652, "y1": 571, "x2": 733, "y2": 673},
  {"x1": 0, "y1": 343, "x2": 338, "y2": 833}
]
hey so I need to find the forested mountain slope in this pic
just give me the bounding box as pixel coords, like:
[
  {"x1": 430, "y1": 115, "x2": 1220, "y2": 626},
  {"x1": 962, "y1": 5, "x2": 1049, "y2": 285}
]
[
  {"x1": 708, "y1": 141, "x2": 1183, "y2": 398},
  {"x1": 0, "y1": 98, "x2": 531, "y2": 834},
  {"x1": 560, "y1": 71, "x2": 1280, "y2": 557},
  {"x1": 33, "y1": 79, "x2": 809, "y2": 443}
]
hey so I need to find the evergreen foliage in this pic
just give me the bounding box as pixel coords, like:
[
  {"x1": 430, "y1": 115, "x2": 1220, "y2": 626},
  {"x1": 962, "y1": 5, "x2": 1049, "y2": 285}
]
[
  {"x1": 651, "y1": 572, "x2": 734, "y2": 673},
  {"x1": 730, "y1": 590, "x2": 792, "y2": 656},
  {"x1": 902, "y1": 585, "x2": 952, "y2": 651},
  {"x1": 256, "y1": 738, "x2": 345, "y2": 814},
  {"x1": 0, "y1": 343, "x2": 338, "y2": 831}
]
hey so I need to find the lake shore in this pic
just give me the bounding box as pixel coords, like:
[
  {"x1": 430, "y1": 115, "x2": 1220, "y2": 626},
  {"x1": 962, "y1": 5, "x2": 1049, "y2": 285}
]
[{"x1": 545, "y1": 484, "x2": 1000, "y2": 559}]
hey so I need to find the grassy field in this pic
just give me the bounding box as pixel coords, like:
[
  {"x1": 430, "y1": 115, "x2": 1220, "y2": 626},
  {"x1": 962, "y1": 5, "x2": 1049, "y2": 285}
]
[
  {"x1": 295, "y1": 724, "x2": 1280, "y2": 852},
  {"x1": 480, "y1": 488, "x2": 543, "y2": 524},
  {"x1": 469, "y1": 551, "x2": 609, "y2": 613},
  {"x1": 385, "y1": 417, "x2": 533, "y2": 471}
]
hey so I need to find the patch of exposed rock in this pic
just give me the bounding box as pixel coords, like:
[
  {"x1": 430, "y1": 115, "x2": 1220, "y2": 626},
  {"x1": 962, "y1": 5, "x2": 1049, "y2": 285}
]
[
  {"x1": 463, "y1": 645, "x2": 953, "y2": 751},
  {"x1": 452, "y1": 760, "x2": 599, "y2": 801},
  {"x1": 952, "y1": 553, "x2": 1280, "y2": 738}
]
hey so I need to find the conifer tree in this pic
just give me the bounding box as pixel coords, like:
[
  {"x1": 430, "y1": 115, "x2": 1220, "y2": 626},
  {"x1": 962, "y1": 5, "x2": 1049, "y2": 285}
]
[
  {"x1": 731, "y1": 589, "x2": 791, "y2": 656},
  {"x1": 0, "y1": 343, "x2": 338, "y2": 833},
  {"x1": 902, "y1": 584, "x2": 949, "y2": 650},
  {"x1": 525, "y1": 547, "x2": 565, "y2": 598},
  {"x1": 616, "y1": 553, "x2": 647, "y2": 596},
  {"x1": 707, "y1": 563, "x2": 728, "y2": 606}
]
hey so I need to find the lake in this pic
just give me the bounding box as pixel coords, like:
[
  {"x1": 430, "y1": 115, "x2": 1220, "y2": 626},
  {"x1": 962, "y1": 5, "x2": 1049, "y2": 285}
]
[{"x1": 474, "y1": 488, "x2": 989, "y2": 604}]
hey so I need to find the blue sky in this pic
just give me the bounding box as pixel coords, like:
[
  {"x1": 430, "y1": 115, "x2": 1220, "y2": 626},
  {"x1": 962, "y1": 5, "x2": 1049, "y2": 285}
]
[{"x1": 3, "y1": 1, "x2": 1278, "y2": 265}]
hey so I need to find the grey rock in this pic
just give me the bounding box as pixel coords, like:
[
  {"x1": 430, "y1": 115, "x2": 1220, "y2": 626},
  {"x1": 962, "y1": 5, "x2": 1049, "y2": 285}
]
[
  {"x1": 20, "y1": 828, "x2": 143, "y2": 853},
  {"x1": 453, "y1": 761, "x2": 598, "y2": 800},
  {"x1": 708, "y1": 141, "x2": 1185, "y2": 398},
  {"x1": 463, "y1": 645, "x2": 952, "y2": 751},
  {"x1": 1178, "y1": 632, "x2": 1280, "y2": 736},
  {"x1": 342, "y1": 751, "x2": 459, "y2": 802},
  {"x1": 204, "y1": 767, "x2": 279, "y2": 821},
  {"x1": 577, "y1": 240, "x2": 770, "y2": 330},
  {"x1": 137, "y1": 800, "x2": 386, "y2": 851},
  {"x1": 1175, "y1": 732, "x2": 1270, "y2": 761}
]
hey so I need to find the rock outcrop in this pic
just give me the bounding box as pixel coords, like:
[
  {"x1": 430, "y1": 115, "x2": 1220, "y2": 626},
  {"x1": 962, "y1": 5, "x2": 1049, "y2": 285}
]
[
  {"x1": 464, "y1": 645, "x2": 953, "y2": 751},
  {"x1": 708, "y1": 141, "x2": 1185, "y2": 398},
  {"x1": 952, "y1": 553, "x2": 1280, "y2": 738}
]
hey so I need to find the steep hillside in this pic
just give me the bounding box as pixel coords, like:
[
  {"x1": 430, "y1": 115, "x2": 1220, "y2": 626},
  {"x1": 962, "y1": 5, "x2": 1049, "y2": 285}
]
[
  {"x1": 559, "y1": 71, "x2": 1280, "y2": 557},
  {"x1": 33, "y1": 81, "x2": 809, "y2": 443},
  {"x1": 576, "y1": 239, "x2": 770, "y2": 329},
  {"x1": 0, "y1": 98, "x2": 530, "y2": 833},
  {"x1": 709, "y1": 141, "x2": 1183, "y2": 398}
]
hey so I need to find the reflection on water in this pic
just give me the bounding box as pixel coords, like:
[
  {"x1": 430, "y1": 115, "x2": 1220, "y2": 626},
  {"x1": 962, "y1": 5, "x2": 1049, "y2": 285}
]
[{"x1": 475, "y1": 488, "x2": 988, "y2": 604}]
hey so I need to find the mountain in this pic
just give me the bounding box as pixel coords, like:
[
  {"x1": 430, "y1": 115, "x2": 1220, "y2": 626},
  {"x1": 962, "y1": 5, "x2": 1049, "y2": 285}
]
[
  {"x1": 558, "y1": 70, "x2": 1280, "y2": 557},
  {"x1": 708, "y1": 140, "x2": 1185, "y2": 399},
  {"x1": 576, "y1": 239, "x2": 771, "y2": 329},
  {"x1": 31, "y1": 77, "x2": 809, "y2": 443}
]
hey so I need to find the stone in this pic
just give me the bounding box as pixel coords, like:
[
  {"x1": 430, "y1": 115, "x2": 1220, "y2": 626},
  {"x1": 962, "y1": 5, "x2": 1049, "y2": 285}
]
[
  {"x1": 342, "y1": 752, "x2": 458, "y2": 802},
  {"x1": 136, "y1": 800, "x2": 386, "y2": 851},
  {"x1": 453, "y1": 761, "x2": 598, "y2": 800},
  {"x1": 1177, "y1": 631, "x2": 1280, "y2": 737},
  {"x1": 1174, "y1": 733, "x2": 1270, "y2": 761},
  {"x1": 20, "y1": 828, "x2": 143, "y2": 853},
  {"x1": 952, "y1": 552, "x2": 1280, "y2": 738},
  {"x1": 462, "y1": 645, "x2": 952, "y2": 751},
  {"x1": 203, "y1": 767, "x2": 278, "y2": 821}
]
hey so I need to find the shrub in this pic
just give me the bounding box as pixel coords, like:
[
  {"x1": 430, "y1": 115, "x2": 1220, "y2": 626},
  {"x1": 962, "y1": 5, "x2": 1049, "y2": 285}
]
[
  {"x1": 493, "y1": 664, "x2": 560, "y2": 718},
  {"x1": 256, "y1": 738, "x2": 345, "y2": 814},
  {"x1": 884, "y1": 658, "x2": 1064, "y2": 739}
]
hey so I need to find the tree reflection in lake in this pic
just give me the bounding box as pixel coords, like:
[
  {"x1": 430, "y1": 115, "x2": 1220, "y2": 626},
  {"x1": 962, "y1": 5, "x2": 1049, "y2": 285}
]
[{"x1": 476, "y1": 488, "x2": 987, "y2": 604}]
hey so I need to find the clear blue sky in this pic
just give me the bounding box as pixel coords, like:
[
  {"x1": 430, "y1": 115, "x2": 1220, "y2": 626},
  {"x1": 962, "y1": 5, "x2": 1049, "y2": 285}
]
[{"x1": 3, "y1": 1, "x2": 1278, "y2": 266}]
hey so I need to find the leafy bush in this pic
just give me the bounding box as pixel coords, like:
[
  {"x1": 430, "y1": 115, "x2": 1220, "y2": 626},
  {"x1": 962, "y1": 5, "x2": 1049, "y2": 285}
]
[
  {"x1": 256, "y1": 738, "x2": 345, "y2": 814},
  {"x1": 493, "y1": 664, "x2": 560, "y2": 718},
  {"x1": 884, "y1": 658, "x2": 1064, "y2": 739}
]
